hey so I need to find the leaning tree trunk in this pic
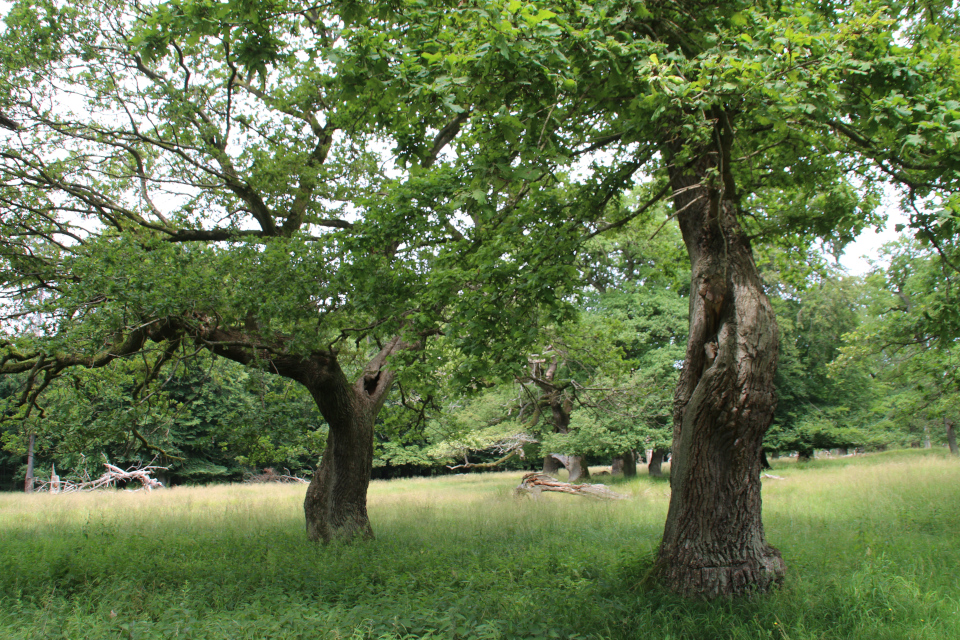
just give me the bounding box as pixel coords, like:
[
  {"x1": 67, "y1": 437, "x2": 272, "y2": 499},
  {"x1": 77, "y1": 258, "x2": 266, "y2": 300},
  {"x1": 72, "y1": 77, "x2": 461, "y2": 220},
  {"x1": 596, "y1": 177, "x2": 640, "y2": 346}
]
[
  {"x1": 202, "y1": 333, "x2": 406, "y2": 545},
  {"x1": 654, "y1": 137, "x2": 786, "y2": 598},
  {"x1": 946, "y1": 417, "x2": 958, "y2": 456}
]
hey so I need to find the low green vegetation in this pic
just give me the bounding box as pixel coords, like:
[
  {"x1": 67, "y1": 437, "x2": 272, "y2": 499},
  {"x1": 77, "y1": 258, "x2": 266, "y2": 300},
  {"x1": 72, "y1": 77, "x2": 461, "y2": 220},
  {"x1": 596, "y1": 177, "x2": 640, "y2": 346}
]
[{"x1": 1, "y1": 449, "x2": 957, "y2": 640}]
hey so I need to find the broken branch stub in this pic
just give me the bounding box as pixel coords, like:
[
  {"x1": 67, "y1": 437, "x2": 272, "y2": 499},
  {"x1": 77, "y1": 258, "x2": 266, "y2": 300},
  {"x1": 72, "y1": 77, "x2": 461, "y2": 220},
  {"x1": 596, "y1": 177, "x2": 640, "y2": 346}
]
[{"x1": 514, "y1": 472, "x2": 627, "y2": 501}]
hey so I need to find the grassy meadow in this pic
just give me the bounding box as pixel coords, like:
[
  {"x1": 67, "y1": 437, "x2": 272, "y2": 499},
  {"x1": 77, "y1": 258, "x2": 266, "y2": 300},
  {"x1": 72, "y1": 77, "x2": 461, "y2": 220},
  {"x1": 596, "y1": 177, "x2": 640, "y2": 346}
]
[{"x1": 1, "y1": 449, "x2": 958, "y2": 640}]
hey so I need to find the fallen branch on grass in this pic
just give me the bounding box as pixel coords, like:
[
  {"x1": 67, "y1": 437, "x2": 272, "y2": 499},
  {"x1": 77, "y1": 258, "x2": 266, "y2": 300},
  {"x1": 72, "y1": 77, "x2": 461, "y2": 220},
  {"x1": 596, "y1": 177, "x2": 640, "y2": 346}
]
[
  {"x1": 38, "y1": 463, "x2": 166, "y2": 493},
  {"x1": 243, "y1": 468, "x2": 309, "y2": 484},
  {"x1": 514, "y1": 472, "x2": 627, "y2": 500},
  {"x1": 447, "y1": 433, "x2": 537, "y2": 471}
]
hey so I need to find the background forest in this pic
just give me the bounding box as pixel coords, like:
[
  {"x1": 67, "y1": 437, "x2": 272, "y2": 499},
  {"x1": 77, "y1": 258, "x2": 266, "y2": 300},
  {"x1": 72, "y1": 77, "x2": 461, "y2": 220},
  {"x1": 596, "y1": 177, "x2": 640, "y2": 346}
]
[{"x1": 3, "y1": 215, "x2": 956, "y2": 490}]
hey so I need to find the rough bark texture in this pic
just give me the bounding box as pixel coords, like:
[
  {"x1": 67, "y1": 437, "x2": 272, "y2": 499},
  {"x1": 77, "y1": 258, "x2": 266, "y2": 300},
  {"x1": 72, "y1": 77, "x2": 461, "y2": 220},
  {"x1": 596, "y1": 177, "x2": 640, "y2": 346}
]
[
  {"x1": 655, "y1": 136, "x2": 785, "y2": 598},
  {"x1": 648, "y1": 448, "x2": 666, "y2": 478},
  {"x1": 947, "y1": 417, "x2": 958, "y2": 456},
  {"x1": 302, "y1": 349, "x2": 397, "y2": 543}
]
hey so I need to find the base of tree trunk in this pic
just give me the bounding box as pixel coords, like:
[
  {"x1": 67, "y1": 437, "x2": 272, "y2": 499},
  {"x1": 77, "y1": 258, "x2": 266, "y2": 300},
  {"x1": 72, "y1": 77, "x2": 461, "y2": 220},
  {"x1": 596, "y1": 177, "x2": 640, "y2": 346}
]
[
  {"x1": 656, "y1": 545, "x2": 785, "y2": 599},
  {"x1": 565, "y1": 455, "x2": 590, "y2": 482},
  {"x1": 303, "y1": 415, "x2": 375, "y2": 543},
  {"x1": 304, "y1": 468, "x2": 374, "y2": 543}
]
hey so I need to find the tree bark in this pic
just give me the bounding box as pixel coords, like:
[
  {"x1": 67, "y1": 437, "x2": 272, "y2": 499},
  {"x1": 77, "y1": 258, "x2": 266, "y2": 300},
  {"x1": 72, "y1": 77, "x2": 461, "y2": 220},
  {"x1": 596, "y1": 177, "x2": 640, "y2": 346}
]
[
  {"x1": 946, "y1": 417, "x2": 958, "y2": 456},
  {"x1": 543, "y1": 453, "x2": 563, "y2": 475},
  {"x1": 648, "y1": 448, "x2": 667, "y2": 477},
  {"x1": 24, "y1": 433, "x2": 35, "y2": 493},
  {"x1": 199, "y1": 324, "x2": 403, "y2": 543},
  {"x1": 302, "y1": 351, "x2": 397, "y2": 543},
  {"x1": 565, "y1": 455, "x2": 590, "y2": 482},
  {"x1": 612, "y1": 450, "x2": 637, "y2": 477},
  {"x1": 611, "y1": 455, "x2": 624, "y2": 475},
  {"x1": 654, "y1": 134, "x2": 785, "y2": 598},
  {"x1": 623, "y1": 451, "x2": 637, "y2": 477}
]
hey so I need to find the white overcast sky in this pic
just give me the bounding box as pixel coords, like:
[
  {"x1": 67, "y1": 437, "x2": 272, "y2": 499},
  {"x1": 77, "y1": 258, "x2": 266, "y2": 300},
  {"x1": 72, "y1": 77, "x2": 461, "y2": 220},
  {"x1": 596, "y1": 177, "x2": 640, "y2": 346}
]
[{"x1": 836, "y1": 186, "x2": 910, "y2": 276}]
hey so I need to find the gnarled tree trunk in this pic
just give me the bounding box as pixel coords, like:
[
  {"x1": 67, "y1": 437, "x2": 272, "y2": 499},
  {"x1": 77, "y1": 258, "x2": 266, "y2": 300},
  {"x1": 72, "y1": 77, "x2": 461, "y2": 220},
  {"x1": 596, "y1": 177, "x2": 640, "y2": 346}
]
[
  {"x1": 303, "y1": 353, "x2": 397, "y2": 543},
  {"x1": 303, "y1": 380, "x2": 379, "y2": 542},
  {"x1": 203, "y1": 324, "x2": 402, "y2": 544},
  {"x1": 655, "y1": 136, "x2": 785, "y2": 598}
]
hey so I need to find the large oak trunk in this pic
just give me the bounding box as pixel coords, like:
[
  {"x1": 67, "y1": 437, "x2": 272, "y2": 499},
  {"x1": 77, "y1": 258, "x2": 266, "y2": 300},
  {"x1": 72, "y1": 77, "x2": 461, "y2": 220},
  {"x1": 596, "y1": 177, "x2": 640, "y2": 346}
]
[
  {"x1": 655, "y1": 141, "x2": 785, "y2": 598},
  {"x1": 303, "y1": 359, "x2": 396, "y2": 543},
  {"x1": 304, "y1": 389, "x2": 376, "y2": 542}
]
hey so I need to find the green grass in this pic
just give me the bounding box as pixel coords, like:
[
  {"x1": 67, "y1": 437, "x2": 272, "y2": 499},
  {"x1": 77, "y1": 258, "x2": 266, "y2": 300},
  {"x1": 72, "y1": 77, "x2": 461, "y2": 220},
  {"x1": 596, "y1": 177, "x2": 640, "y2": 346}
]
[{"x1": 1, "y1": 449, "x2": 958, "y2": 639}]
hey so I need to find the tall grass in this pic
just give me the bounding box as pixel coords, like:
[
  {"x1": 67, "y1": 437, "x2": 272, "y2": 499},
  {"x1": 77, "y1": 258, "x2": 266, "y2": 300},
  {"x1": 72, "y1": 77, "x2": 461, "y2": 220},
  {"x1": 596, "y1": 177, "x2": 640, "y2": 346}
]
[{"x1": 1, "y1": 449, "x2": 957, "y2": 639}]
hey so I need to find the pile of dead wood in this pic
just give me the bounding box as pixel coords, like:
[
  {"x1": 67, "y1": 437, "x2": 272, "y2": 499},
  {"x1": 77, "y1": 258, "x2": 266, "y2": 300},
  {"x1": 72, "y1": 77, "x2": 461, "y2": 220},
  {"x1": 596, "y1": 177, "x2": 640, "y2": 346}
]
[
  {"x1": 514, "y1": 472, "x2": 627, "y2": 500},
  {"x1": 243, "y1": 468, "x2": 309, "y2": 484},
  {"x1": 38, "y1": 463, "x2": 165, "y2": 493}
]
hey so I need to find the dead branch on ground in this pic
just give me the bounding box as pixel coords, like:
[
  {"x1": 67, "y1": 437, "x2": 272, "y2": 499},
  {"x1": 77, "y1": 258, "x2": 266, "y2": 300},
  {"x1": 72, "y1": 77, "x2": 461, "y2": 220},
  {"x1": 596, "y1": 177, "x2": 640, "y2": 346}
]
[
  {"x1": 38, "y1": 463, "x2": 166, "y2": 493},
  {"x1": 514, "y1": 472, "x2": 627, "y2": 500},
  {"x1": 243, "y1": 467, "x2": 309, "y2": 484}
]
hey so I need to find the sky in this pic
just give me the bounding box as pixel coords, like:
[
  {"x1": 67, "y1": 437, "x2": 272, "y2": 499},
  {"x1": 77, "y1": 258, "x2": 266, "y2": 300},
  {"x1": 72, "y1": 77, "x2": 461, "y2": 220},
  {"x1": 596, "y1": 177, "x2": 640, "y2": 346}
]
[{"x1": 836, "y1": 187, "x2": 910, "y2": 277}]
